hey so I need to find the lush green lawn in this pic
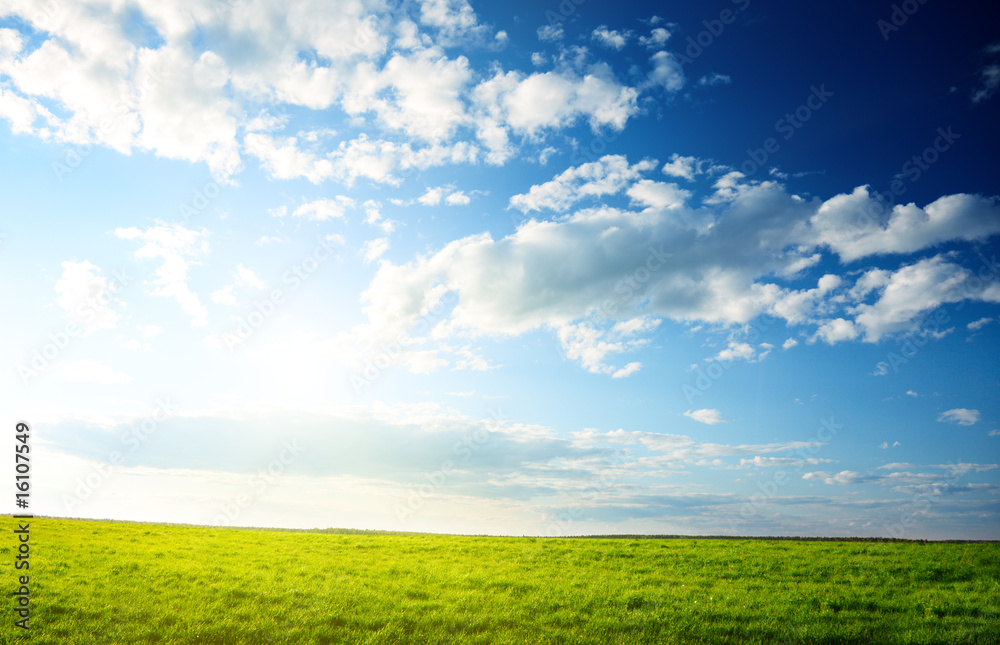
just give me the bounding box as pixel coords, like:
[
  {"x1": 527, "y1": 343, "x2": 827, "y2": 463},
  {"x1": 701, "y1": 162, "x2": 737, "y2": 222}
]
[{"x1": 1, "y1": 517, "x2": 998, "y2": 644}]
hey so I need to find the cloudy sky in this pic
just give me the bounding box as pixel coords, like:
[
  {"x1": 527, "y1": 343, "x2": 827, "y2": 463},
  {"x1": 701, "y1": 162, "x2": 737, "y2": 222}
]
[{"x1": 1, "y1": 0, "x2": 998, "y2": 539}]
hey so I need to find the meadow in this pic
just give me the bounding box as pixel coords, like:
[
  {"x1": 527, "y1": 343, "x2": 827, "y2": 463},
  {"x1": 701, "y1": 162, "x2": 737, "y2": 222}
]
[{"x1": 1, "y1": 517, "x2": 997, "y2": 644}]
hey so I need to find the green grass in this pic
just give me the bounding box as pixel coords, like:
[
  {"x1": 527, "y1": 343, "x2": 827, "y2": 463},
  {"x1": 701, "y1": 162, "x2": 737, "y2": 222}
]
[{"x1": 2, "y1": 518, "x2": 998, "y2": 644}]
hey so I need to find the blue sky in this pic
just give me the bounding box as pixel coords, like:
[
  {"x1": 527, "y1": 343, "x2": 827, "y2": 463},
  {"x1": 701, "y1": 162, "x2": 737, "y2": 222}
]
[{"x1": 1, "y1": 0, "x2": 998, "y2": 538}]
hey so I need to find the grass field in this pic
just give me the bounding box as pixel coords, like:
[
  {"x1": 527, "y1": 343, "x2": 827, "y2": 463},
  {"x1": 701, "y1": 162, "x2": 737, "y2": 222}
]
[{"x1": 1, "y1": 517, "x2": 998, "y2": 644}]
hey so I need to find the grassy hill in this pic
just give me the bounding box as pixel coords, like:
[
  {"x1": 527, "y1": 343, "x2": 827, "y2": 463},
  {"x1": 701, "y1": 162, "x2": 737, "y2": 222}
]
[{"x1": 2, "y1": 517, "x2": 997, "y2": 644}]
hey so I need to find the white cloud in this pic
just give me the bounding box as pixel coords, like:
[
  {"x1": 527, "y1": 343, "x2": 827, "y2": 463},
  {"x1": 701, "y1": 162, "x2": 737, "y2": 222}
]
[
  {"x1": 537, "y1": 25, "x2": 564, "y2": 42},
  {"x1": 557, "y1": 322, "x2": 651, "y2": 376},
  {"x1": 245, "y1": 133, "x2": 335, "y2": 184},
  {"x1": 661, "y1": 154, "x2": 699, "y2": 181},
  {"x1": 697, "y1": 73, "x2": 731, "y2": 87},
  {"x1": 812, "y1": 318, "x2": 859, "y2": 344},
  {"x1": 473, "y1": 66, "x2": 640, "y2": 139},
  {"x1": 0, "y1": 3, "x2": 709, "y2": 191},
  {"x1": 782, "y1": 338, "x2": 798, "y2": 350},
  {"x1": 707, "y1": 341, "x2": 770, "y2": 363},
  {"x1": 891, "y1": 483, "x2": 998, "y2": 496},
  {"x1": 849, "y1": 256, "x2": 997, "y2": 342},
  {"x1": 362, "y1": 237, "x2": 390, "y2": 264},
  {"x1": 351, "y1": 156, "x2": 1000, "y2": 376},
  {"x1": 446, "y1": 190, "x2": 470, "y2": 205},
  {"x1": 290, "y1": 197, "x2": 355, "y2": 221},
  {"x1": 684, "y1": 409, "x2": 726, "y2": 425},
  {"x1": 328, "y1": 134, "x2": 478, "y2": 186},
  {"x1": 968, "y1": 317, "x2": 994, "y2": 330},
  {"x1": 418, "y1": 186, "x2": 444, "y2": 206},
  {"x1": 361, "y1": 200, "x2": 396, "y2": 234},
  {"x1": 509, "y1": 155, "x2": 656, "y2": 213},
  {"x1": 645, "y1": 51, "x2": 685, "y2": 91},
  {"x1": 591, "y1": 26, "x2": 631, "y2": 50},
  {"x1": 741, "y1": 456, "x2": 833, "y2": 468},
  {"x1": 343, "y1": 48, "x2": 473, "y2": 143},
  {"x1": 133, "y1": 47, "x2": 241, "y2": 180},
  {"x1": 931, "y1": 462, "x2": 998, "y2": 476},
  {"x1": 418, "y1": 0, "x2": 478, "y2": 33},
  {"x1": 54, "y1": 260, "x2": 122, "y2": 334},
  {"x1": 802, "y1": 470, "x2": 876, "y2": 485},
  {"x1": 937, "y1": 409, "x2": 980, "y2": 426},
  {"x1": 809, "y1": 187, "x2": 1000, "y2": 261},
  {"x1": 771, "y1": 274, "x2": 842, "y2": 325},
  {"x1": 56, "y1": 359, "x2": 131, "y2": 385},
  {"x1": 626, "y1": 179, "x2": 691, "y2": 212},
  {"x1": 972, "y1": 64, "x2": 999, "y2": 104},
  {"x1": 871, "y1": 362, "x2": 889, "y2": 376},
  {"x1": 114, "y1": 222, "x2": 210, "y2": 327},
  {"x1": 878, "y1": 441, "x2": 901, "y2": 449},
  {"x1": 612, "y1": 362, "x2": 642, "y2": 378},
  {"x1": 639, "y1": 27, "x2": 671, "y2": 49}
]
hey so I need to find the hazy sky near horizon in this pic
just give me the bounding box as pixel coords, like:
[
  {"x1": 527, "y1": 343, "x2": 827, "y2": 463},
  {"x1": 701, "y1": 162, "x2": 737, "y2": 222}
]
[{"x1": 1, "y1": 0, "x2": 998, "y2": 538}]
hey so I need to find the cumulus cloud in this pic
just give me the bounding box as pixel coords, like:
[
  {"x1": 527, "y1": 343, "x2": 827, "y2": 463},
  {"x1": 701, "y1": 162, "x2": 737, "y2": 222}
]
[
  {"x1": 446, "y1": 191, "x2": 470, "y2": 205},
  {"x1": 473, "y1": 65, "x2": 641, "y2": 141},
  {"x1": 591, "y1": 26, "x2": 631, "y2": 50},
  {"x1": 326, "y1": 134, "x2": 478, "y2": 185},
  {"x1": 346, "y1": 155, "x2": 1000, "y2": 375},
  {"x1": 661, "y1": 154, "x2": 700, "y2": 181},
  {"x1": 707, "y1": 341, "x2": 771, "y2": 363},
  {"x1": 289, "y1": 197, "x2": 355, "y2": 221},
  {"x1": 418, "y1": 186, "x2": 445, "y2": 206},
  {"x1": 361, "y1": 200, "x2": 396, "y2": 234},
  {"x1": 848, "y1": 255, "x2": 997, "y2": 342},
  {"x1": 557, "y1": 318, "x2": 658, "y2": 376},
  {"x1": 362, "y1": 237, "x2": 390, "y2": 264},
  {"x1": 645, "y1": 51, "x2": 685, "y2": 91},
  {"x1": 0, "y1": 0, "x2": 676, "y2": 186},
  {"x1": 812, "y1": 318, "x2": 859, "y2": 344},
  {"x1": 509, "y1": 155, "x2": 656, "y2": 213},
  {"x1": 244, "y1": 133, "x2": 335, "y2": 184},
  {"x1": 684, "y1": 409, "x2": 727, "y2": 425},
  {"x1": 639, "y1": 27, "x2": 671, "y2": 49},
  {"x1": 536, "y1": 25, "x2": 564, "y2": 42},
  {"x1": 114, "y1": 222, "x2": 210, "y2": 327},
  {"x1": 808, "y1": 187, "x2": 1000, "y2": 262}
]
